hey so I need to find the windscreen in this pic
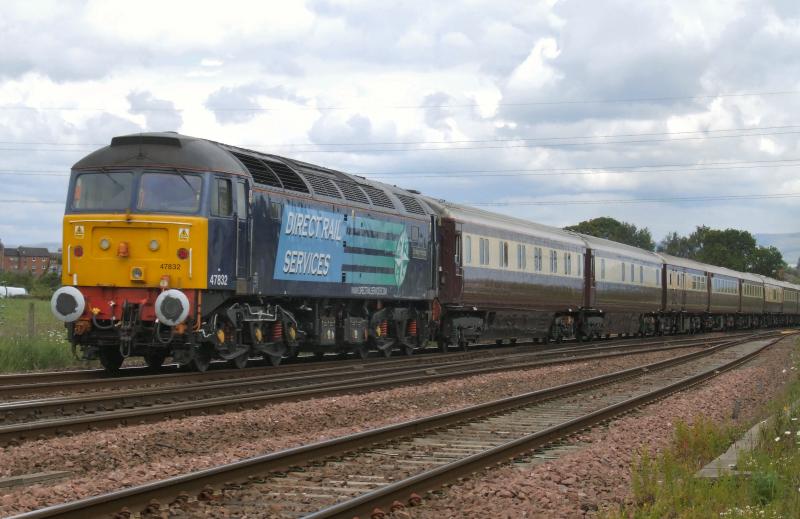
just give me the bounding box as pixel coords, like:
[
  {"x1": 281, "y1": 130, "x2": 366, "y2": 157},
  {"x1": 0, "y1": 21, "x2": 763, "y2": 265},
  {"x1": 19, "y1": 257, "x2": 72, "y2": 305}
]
[
  {"x1": 137, "y1": 172, "x2": 203, "y2": 213},
  {"x1": 71, "y1": 171, "x2": 134, "y2": 210}
]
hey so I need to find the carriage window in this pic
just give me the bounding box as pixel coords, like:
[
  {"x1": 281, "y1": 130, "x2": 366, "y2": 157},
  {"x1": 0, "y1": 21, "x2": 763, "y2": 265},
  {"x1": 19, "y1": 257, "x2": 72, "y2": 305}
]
[
  {"x1": 639, "y1": 266, "x2": 643, "y2": 284},
  {"x1": 577, "y1": 254, "x2": 582, "y2": 277},
  {"x1": 550, "y1": 250, "x2": 558, "y2": 273},
  {"x1": 499, "y1": 241, "x2": 509, "y2": 268},
  {"x1": 465, "y1": 236, "x2": 472, "y2": 264},
  {"x1": 621, "y1": 262, "x2": 626, "y2": 282},
  {"x1": 517, "y1": 244, "x2": 526, "y2": 269},
  {"x1": 479, "y1": 238, "x2": 490, "y2": 265},
  {"x1": 534, "y1": 247, "x2": 543, "y2": 272},
  {"x1": 564, "y1": 252, "x2": 571, "y2": 275},
  {"x1": 600, "y1": 258, "x2": 606, "y2": 279},
  {"x1": 631, "y1": 263, "x2": 635, "y2": 282},
  {"x1": 211, "y1": 177, "x2": 233, "y2": 217},
  {"x1": 269, "y1": 201, "x2": 282, "y2": 220},
  {"x1": 72, "y1": 171, "x2": 134, "y2": 211}
]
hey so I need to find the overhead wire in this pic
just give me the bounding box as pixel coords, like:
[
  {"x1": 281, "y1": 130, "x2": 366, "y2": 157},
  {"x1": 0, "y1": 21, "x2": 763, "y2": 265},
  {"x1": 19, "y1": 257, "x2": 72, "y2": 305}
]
[{"x1": 0, "y1": 89, "x2": 798, "y2": 112}]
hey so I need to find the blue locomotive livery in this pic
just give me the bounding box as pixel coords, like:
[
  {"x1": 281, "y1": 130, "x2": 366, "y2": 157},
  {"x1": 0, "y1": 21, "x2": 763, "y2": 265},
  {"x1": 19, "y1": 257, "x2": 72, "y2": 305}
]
[{"x1": 49, "y1": 132, "x2": 800, "y2": 373}]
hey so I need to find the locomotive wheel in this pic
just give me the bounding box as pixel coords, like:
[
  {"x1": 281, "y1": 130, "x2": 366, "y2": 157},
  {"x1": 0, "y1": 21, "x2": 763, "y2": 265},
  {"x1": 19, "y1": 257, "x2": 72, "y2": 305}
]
[
  {"x1": 355, "y1": 345, "x2": 369, "y2": 360},
  {"x1": 231, "y1": 353, "x2": 248, "y2": 369},
  {"x1": 144, "y1": 352, "x2": 167, "y2": 370},
  {"x1": 380, "y1": 346, "x2": 393, "y2": 358},
  {"x1": 100, "y1": 348, "x2": 124, "y2": 373},
  {"x1": 404, "y1": 344, "x2": 414, "y2": 356},
  {"x1": 437, "y1": 339, "x2": 449, "y2": 353},
  {"x1": 267, "y1": 354, "x2": 282, "y2": 367},
  {"x1": 192, "y1": 344, "x2": 213, "y2": 372}
]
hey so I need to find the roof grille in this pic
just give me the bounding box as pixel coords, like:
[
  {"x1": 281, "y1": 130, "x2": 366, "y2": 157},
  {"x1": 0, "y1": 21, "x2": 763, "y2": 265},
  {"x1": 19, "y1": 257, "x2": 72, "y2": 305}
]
[
  {"x1": 361, "y1": 185, "x2": 395, "y2": 209},
  {"x1": 305, "y1": 175, "x2": 342, "y2": 199},
  {"x1": 265, "y1": 160, "x2": 309, "y2": 193},
  {"x1": 111, "y1": 135, "x2": 181, "y2": 147},
  {"x1": 396, "y1": 193, "x2": 426, "y2": 215},
  {"x1": 231, "y1": 152, "x2": 281, "y2": 188},
  {"x1": 337, "y1": 182, "x2": 369, "y2": 204}
]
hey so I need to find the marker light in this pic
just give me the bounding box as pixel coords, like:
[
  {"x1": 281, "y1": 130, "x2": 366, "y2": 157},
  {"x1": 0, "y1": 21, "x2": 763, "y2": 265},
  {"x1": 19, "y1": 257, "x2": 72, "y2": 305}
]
[
  {"x1": 74, "y1": 245, "x2": 84, "y2": 257},
  {"x1": 149, "y1": 239, "x2": 160, "y2": 252},
  {"x1": 177, "y1": 248, "x2": 189, "y2": 259},
  {"x1": 130, "y1": 267, "x2": 144, "y2": 281},
  {"x1": 99, "y1": 238, "x2": 110, "y2": 250}
]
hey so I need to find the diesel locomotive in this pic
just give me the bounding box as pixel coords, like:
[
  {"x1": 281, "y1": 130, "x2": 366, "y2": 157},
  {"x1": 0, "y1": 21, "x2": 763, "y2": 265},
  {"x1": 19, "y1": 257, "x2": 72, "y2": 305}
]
[{"x1": 50, "y1": 132, "x2": 800, "y2": 372}]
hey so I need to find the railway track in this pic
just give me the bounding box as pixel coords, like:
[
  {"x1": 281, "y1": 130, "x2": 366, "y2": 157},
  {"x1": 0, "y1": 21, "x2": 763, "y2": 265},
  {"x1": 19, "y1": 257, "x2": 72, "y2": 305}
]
[
  {"x1": 0, "y1": 334, "x2": 735, "y2": 444},
  {"x1": 9, "y1": 330, "x2": 790, "y2": 519},
  {"x1": 0, "y1": 332, "x2": 738, "y2": 399}
]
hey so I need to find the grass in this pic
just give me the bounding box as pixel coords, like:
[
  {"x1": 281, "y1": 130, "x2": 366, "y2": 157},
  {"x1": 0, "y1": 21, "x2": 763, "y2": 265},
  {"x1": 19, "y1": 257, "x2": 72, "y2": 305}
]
[
  {"x1": 0, "y1": 297, "x2": 90, "y2": 372},
  {"x1": 605, "y1": 338, "x2": 800, "y2": 519}
]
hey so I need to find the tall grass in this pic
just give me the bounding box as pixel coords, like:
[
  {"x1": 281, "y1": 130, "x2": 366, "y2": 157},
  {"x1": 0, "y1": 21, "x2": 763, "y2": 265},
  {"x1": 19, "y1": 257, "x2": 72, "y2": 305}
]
[
  {"x1": 605, "y1": 339, "x2": 800, "y2": 518},
  {"x1": 0, "y1": 298, "x2": 90, "y2": 372}
]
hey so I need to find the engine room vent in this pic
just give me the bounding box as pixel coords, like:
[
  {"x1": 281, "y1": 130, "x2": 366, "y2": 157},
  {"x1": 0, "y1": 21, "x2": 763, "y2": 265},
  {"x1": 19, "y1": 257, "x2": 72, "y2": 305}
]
[
  {"x1": 264, "y1": 160, "x2": 309, "y2": 193},
  {"x1": 231, "y1": 152, "x2": 282, "y2": 189},
  {"x1": 306, "y1": 175, "x2": 343, "y2": 199},
  {"x1": 395, "y1": 193, "x2": 426, "y2": 215},
  {"x1": 336, "y1": 182, "x2": 370, "y2": 205},
  {"x1": 361, "y1": 185, "x2": 395, "y2": 209}
]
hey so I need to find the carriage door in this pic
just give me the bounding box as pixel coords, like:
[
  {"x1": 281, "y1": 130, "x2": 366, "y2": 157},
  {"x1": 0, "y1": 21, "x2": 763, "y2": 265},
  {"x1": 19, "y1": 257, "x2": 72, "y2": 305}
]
[
  {"x1": 234, "y1": 179, "x2": 250, "y2": 294},
  {"x1": 438, "y1": 218, "x2": 463, "y2": 303},
  {"x1": 585, "y1": 249, "x2": 596, "y2": 308}
]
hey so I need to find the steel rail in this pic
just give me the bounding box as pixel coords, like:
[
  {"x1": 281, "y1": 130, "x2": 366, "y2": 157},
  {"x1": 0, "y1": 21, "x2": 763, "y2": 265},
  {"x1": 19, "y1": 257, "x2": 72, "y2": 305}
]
[
  {"x1": 0, "y1": 332, "x2": 740, "y2": 396},
  {"x1": 8, "y1": 331, "x2": 788, "y2": 519},
  {"x1": 0, "y1": 335, "x2": 731, "y2": 444},
  {"x1": 0, "y1": 334, "x2": 734, "y2": 418}
]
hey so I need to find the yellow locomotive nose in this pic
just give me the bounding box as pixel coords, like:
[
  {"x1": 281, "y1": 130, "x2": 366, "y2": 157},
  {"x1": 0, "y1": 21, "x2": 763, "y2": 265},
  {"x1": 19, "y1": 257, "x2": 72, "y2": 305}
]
[{"x1": 62, "y1": 215, "x2": 208, "y2": 289}]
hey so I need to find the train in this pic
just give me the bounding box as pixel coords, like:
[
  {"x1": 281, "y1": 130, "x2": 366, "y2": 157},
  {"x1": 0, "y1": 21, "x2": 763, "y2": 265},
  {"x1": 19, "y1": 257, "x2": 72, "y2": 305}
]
[{"x1": 49, "y1": 132, "x2": 800, "y2": 373}]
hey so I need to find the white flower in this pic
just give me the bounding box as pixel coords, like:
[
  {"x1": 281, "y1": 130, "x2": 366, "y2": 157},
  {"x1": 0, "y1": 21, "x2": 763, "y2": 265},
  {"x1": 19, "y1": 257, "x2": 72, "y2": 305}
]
[
  {"x1": 785, "y1": 431, "x2": 791, "y2": 435},
  {"x1": 775, "y1": 437, "x2": 781, "y2": 442}
]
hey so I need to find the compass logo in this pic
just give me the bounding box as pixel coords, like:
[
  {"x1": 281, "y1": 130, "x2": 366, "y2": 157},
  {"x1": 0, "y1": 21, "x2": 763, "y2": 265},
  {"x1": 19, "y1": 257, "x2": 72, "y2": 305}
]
[{"x1": 394, "y1": 230, "x2": 410, "y2": 287}]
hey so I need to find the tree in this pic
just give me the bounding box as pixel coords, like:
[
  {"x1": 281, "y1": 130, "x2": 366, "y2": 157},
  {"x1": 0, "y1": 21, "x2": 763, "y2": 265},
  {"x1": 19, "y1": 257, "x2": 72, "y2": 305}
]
[
  {"x1": 750, "y1": 246, "x2": 785, "y2": 278},
  {"x1": 565, "y1": 217, "x2": 655, "y2": 251},
  {"x1": 658, "y1": 226, "x2": 787, "y2": 278},
  {"x1": 658, "y1": 231, "x2": 695, "y2": 258}
]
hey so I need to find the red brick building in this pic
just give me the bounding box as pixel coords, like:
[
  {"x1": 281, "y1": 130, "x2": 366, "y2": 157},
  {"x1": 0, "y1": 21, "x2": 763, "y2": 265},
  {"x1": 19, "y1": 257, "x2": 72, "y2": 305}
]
[{"x1": 1, "y1": 246, "x2": 52, "y2": 277}]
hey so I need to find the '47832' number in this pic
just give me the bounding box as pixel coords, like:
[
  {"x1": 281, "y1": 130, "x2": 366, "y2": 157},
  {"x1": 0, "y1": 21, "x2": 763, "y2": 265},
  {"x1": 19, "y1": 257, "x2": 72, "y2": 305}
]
[{"x1": 209, "y1": 274, "x2": 229, "y2": 286}]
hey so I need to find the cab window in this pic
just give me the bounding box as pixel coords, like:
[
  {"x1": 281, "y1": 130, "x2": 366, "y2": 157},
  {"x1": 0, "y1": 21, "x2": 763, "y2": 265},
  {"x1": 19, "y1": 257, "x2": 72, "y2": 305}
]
[
  {"x1": 72, "y1": 171, "x2": 134, "y2": 210},
  {"x1": 137, "y1": 172, "x2": 202, "y2": 213},
  {"x1": 211, "y1": 178, "x2": 233, "y2": 217}
]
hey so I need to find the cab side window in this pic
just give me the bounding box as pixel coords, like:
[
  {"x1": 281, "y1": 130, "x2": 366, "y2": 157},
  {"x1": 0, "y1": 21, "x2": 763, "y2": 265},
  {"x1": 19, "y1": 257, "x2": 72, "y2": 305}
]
[
  {"x1": 212, "y1": 178, "x2": 232, "y2": 217},
  {"x1": 235, "y1": 181, "x2": 247, "y2": 220}
]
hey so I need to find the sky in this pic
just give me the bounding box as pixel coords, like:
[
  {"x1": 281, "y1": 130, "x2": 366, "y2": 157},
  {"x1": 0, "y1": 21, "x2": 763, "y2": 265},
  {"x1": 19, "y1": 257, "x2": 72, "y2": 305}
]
[{"x1": 1, "y1": 0, "x2": 799, "y2": 256}]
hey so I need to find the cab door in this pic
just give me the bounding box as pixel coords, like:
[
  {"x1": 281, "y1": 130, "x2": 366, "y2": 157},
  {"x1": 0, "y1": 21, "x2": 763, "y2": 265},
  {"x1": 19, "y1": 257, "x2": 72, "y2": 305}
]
[{"x1": 234, "y1": 179, "x2": 250, "y2": 294}]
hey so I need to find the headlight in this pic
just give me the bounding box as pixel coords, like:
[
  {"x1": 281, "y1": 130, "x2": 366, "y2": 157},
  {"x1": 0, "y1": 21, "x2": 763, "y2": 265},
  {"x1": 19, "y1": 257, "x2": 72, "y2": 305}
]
[
  {"x1": 149, "y1": 239, "x2": 160, "y2": 252},
  {"x1": 131, "y1": 266, "x2": 144, "y2": 281},
  {"x1": 99, "y1": 238, "x2": 111, "y2": 250}
]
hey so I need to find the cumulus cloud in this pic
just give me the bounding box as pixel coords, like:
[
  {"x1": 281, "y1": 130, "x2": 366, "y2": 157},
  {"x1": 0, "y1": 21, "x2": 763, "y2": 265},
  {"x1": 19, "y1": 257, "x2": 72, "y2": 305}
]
[
  {"x1": 205, "y1": 83, "x2": 309, "y2": 124},
  {"x1": 127, "y1": 91, "x2": 182, "y2": 132}
]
